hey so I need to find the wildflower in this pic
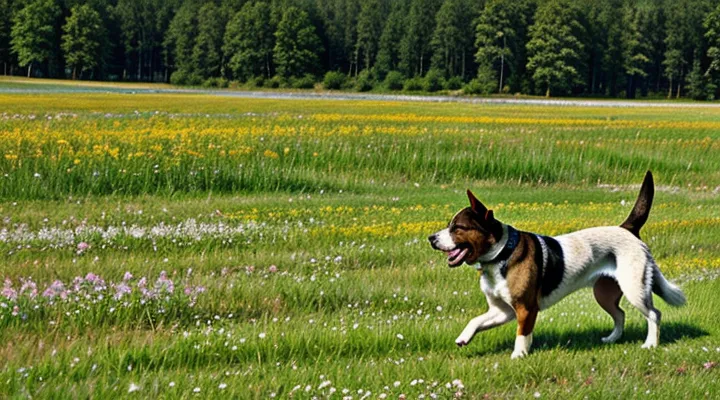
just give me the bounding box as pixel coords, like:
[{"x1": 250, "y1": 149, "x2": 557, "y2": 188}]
[
  {"x1": 77, "y1": 242, "x2": 90, "y2": 254},
  {"x1": 396, "y1": 333, "x2": 404, "y2": 340},
  {"x1": 218, "y1": 383, "x2": 227, "y2": 390},
  {"x1": 128, "y1": 383, "x2": 140, "y2": 393},
  {"x1": 42, "y1": 280, "x2": 68, "y2": 300},
  {"x1": 268, "y1": 265, "x2": 278, "y2": 273},
  {"x1": 123, "y1": 272, "x2": 134, "y2": 281},
  {"x1": 2, "y1": 279, "x2": 17, "y2": 300},
  {"x1": 193, "y1": 387, "x2": 200, "y2": 393}
]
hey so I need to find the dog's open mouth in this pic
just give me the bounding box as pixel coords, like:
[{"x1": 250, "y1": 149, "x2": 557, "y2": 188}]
[{"x1": 446, "y1": 247, "x2": 469, "y2": 266}]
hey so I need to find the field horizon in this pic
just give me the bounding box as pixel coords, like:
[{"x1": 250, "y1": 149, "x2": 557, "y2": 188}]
[{"x1": 0, "y1": 81, "x2": 718, "y2": 399}]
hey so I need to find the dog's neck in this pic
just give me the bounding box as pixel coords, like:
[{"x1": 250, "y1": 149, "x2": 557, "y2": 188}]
[{"x1": 478, "y1": 224, "x2": 509, "y2": 263}]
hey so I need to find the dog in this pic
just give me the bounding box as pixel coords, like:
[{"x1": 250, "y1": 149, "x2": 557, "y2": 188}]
[{"x1": 428, "y1": 171, "x2": 686, "y2": 359}]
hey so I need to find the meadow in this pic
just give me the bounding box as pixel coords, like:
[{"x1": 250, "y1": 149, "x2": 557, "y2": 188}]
[{"x1": 0, "y1": 84, "x2": 719, "y2": 398}]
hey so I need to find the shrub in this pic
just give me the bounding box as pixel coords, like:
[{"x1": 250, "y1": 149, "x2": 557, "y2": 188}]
[
  {"x1": 292, "y1": 74, "x2": 316, "y2": 89},
  {"x1": 422, "y1": 69, "x2": 443, "y2": 92},
  {"x1": 354, "y1": 70, "x2": 374, "y2": 92},
  {"x1": 403, "y1": 77, "x2": 423, "y2": 91},
  {"x1": 384, "y1": 71, "x2": 404, "y2": 91},
  {"x1": 202, "y1": 77, "x2": 229, "y2": 88},
  {"x1": 323, "y1": 71, "x2": 347, "y2": 90},
  {"x1": 267, "y1": 75, "x2": 285, "y2": 88},
  {"x1": 464, "y1": 64, "x2": 498, "y2": 95},
  {"x1": 445, "y1": 76, "x2": 464, "y2": 91},
  {"x1": 170, "y1": 70, "x2": 188, "y2": 85},
  {"x1": 250, "y1": 76, "x2": 265, "y2": 88}
]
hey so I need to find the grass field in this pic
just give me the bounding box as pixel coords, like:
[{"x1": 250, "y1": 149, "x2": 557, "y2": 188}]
[{"x1": 0, "y1": 83, "x2": 719, "y2": 398}]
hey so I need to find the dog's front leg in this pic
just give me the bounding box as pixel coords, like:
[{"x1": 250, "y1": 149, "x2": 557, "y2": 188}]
[
  {"x1": 511, "y1": 304, "x2": 539, "y2": 359},
  {"x1": 455, "y1": 307, "x2": 515, "y2": 347}
]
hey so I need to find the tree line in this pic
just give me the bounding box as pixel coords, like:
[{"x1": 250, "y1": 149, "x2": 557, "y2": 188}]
[{"x1": 2, "y1": 0, "x2": 720, "y2": 99}]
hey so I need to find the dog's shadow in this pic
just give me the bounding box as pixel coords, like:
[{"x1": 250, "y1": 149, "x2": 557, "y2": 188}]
[{"x1": 468, "y1": 321, "x2": 708, "y2": 357}]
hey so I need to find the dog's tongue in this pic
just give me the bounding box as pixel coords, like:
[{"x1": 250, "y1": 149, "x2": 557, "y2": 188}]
[
  {"x1": 447, "y1": 248, "x2": 462, "y2": 259},
  {"x1": 446, "y1": 248, "x2": 468, "y2": 266}
]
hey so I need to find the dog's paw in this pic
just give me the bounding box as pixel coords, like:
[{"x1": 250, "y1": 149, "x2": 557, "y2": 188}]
[
  {"x1": 510, "y1": 349, "x2": 528, "y2": 359},
  {"x1": 641, "y1": 341, "x2": 657, "y2": 349},
  {"x1": 455, "y1": 331, "x2": 474, "y2": 347}
]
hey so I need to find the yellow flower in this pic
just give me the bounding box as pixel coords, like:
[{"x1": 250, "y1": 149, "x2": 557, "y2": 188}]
[{"x1": 264, "y1": 149, "x2": 279, "y2": 159}]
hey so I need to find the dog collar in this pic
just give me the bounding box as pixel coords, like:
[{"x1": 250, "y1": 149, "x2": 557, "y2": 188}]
[{"x1": 475, "y1": 225, "x2": 519, "y2": 274}]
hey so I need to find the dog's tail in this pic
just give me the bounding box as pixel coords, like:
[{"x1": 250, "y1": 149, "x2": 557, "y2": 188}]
[
  {"x1": 651, "y1": 265, "x2": 686, "y2": 307},
  {"x1": 620, "y1": 171, "x2": 654, "y2": 239}
]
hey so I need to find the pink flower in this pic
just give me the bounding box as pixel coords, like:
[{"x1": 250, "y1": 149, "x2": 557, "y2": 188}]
[
  {"x1": 77, "y1": 242, "x2": 90, "y2": 254},
  {"x1": 11, "y1": 305, "x2": 19, "y2": 316},
  {"x1": 2, "y1": 279, "x2": 17, "y2": 300},
  {"x1": 155, "y1": 271, "x2": 174, "y2": 294},
  {"x1": 19, "y1": 278, "x2": 38, "y2": 299},
  {"x1": 42, "y1": 280, "x2": 68, "y2": 300},
  {"x1": 268, "y1": 265, "x2": 278, "y2": 273},
  {"x1": 123, "y1": 272, "x2": 133, "y2": 281},
  {"x1": 113, "y1": 282, "x2": 132, "y2": 300}
]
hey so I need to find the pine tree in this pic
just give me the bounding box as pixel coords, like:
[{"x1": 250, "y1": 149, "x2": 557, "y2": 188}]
[
  {"x1": 475, "y1": 0, "x2": 533, "y2": 93},
  {"x1": 400, "y1": 0, "x2": 440, "y2": 76},
  {"x1": 192, "y1": 2, "x2": 224, "y2": 79},
  {"x1": 526, "y1": 0, "x2": 585, "y2": 97},
  {"x1": 224, "y1": 1, "x2": 274, "y2": 81},
  {"x1": 430, "y1": 0, "x2": 473, "y2": 79},
  {"x1": 164, "y1": 1, "x2": 198, "y2": 83},
  {"x1": 0, "y1": 0, "x2": 13, "y2": 75},
  {"x1": 704, "y1": 3, "x2": 720, "y2": 79},
  {"x1": 375, "y1": 0, "x2": 407, "y2": 78},
  {"x1": 273, "y1": 7, "x2": 322, "y2": 78},
  {"x1": 354, "y1": 0, "x2": 384, "y2": 73},
  {"x1": 621, "y1": 1, "x2": 651, "y2": 98},
  {"x1": 62, "y1": 4, "x2": 104, "y2": 80},
  {"x1": 10, "y1": 0, "x2": 61, "y2": 78}
]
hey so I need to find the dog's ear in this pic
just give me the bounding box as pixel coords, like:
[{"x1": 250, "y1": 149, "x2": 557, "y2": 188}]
[
  {"x1": 468, "y1": 190, "x2": 497, "y2": 224},
  {"x1": 467, "y1": 189, "x2": 488, "y2": 214}
]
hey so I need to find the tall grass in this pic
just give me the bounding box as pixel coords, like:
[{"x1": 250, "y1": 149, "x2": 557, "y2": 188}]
[{"x1": 1, "y1": 88, "x2": 719, "y2": 398}]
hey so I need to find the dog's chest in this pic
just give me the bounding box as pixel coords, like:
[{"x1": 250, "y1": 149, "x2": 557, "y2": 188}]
[{"x1": 479, "y1": 264, "x2": 512, "y2": 305}]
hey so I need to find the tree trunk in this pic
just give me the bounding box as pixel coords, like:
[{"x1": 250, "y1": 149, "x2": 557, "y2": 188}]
[
  {"x1": 461, "y1": 50, "x2": 465, "y2": 80},
  {"x1": 676, "y1": 82, "x2": 681, "y2": 99},
  {"x1": 27, "y1": 63, "x2": 32, "y2": 78},
  {"x1": 546, "y1": 86, "x2": 550, "y2": 97},
  {"x1": 72, "y1": 66, "x2": 77, "y2": 80},
  {"x1": 667, "y1": 76, "x2": 672, "y2": 99}
]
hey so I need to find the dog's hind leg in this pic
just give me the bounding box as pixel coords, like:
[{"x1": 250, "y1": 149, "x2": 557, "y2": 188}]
[
  {"x1": 616, "y1": 262, "x2": 662, "y2": 349},
  {"x1": 594, "y1": 277, "x2": 625, "y2": 343}
]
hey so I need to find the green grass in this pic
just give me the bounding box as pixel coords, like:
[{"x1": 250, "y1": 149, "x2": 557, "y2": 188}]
[{"x1": 0, "y1": 81, "x2": 719, "y2": 398}]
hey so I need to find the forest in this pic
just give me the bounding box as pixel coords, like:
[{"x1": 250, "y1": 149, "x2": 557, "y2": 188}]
[{"x1": 2, "y1": 0, "x2": 720, "y2": 99}]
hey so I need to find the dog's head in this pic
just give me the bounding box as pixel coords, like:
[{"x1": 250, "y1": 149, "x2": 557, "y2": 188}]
[{"x1": 428, "y1": 190, "x2": 503, "y2": 267}]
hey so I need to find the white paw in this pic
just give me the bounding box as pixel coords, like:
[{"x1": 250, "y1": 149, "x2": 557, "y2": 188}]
[
  {"x1": 511, "y1": 349, "x2": 528, "y2": 359},
  {"x1": 455, "y1": 334, "x2": 472, "y2": 347},
  {"x1": 641, "y1": 341, "x2": 657, "y2": 349}
]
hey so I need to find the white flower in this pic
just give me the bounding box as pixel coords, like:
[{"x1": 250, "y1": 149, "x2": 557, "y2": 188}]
[
  {"x1": 128, "y1": 383, "x2": 140, "y2": 393},
  {"x1": 318, "y1": 380, "x2": 332, "y2": 390},
  {"x1": 396, "y1": 333, "x2": 404, "y2": 340},
  {"x1": 258, "y1": 332, "x2": 266, "y2": 339},
  {"x1": 393, "y1": 381, "x2": 401, "y2": 387},
  {"x1": 534, "y1": 392, "x2": 541, "y2": 398},
  {"x1": 193, "y1": 387, "x2": 200, "y2": 393},
  {"x1": 169, "y1": 382, "x2": 175, "y2": 387},
  {"x1": 219, "y1": 383, "x2": 227, "y2": 390}
]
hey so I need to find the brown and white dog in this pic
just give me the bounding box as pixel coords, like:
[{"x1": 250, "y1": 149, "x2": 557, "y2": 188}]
[{"x1": 428, "y1": 172, "x2": 685, "y2": 359}]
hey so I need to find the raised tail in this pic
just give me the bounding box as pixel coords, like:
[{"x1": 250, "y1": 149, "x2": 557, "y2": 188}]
[
  {"x1": 651, "y1": 265, "x2": 686, "y2": 307},
  {"x1": 620, "y1": 171, "x2": 654, "y2": 239}
]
